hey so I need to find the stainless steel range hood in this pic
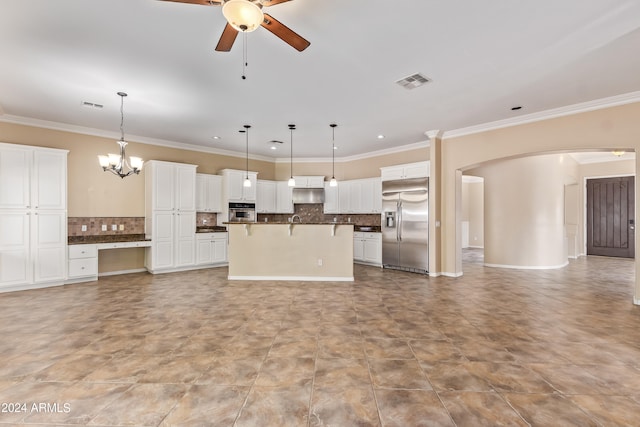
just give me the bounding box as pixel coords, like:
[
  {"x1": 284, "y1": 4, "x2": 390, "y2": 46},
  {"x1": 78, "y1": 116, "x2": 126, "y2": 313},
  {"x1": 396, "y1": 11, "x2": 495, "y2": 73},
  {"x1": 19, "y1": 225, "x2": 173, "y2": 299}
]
[{"x1": 292, "y1": 187, "x2": 325, "y2": 204}]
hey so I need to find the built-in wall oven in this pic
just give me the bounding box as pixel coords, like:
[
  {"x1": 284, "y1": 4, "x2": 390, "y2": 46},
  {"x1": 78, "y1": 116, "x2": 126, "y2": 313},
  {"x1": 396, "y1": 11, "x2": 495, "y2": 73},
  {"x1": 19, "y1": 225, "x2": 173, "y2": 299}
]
[{"x1": 228, "y1": 202, "x2": 256, "y2": 222}]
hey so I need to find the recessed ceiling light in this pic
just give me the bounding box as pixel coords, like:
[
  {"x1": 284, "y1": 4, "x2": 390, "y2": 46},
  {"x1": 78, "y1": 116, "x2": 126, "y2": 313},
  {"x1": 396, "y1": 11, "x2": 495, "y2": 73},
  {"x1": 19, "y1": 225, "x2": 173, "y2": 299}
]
[
  {"x1": 333, "y1": 146, "x2": 338, "y2": 150},
  {"x1": 211, "y1": 136, "x2": 221, "y2": 140},
  {"x1": 268, "y1": 140, "x2": 283, "y2": 150},
  {"x1": 377, "y1": 134, "x2": 385, "y2": 139}
]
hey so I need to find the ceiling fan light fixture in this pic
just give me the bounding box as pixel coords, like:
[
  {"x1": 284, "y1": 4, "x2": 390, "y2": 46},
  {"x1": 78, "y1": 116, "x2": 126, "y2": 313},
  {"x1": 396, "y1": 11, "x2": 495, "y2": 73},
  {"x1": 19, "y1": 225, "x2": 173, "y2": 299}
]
[{"x1": 222, "y1": 0, "x2": 264, "y2": 32}]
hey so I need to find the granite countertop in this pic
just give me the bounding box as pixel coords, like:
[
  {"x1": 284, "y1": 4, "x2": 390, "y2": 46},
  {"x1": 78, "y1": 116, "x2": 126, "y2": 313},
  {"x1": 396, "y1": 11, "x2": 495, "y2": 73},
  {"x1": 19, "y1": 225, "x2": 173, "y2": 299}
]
[
  {"x1": 68, "y1": 234, "x2": 151, "y2": 245},
  {"x1": 196, "y1": 226, "x2": 228, "y2": 233},
  {"x1": 223, "y1": 222, "x2": 380, "y2": 232}
]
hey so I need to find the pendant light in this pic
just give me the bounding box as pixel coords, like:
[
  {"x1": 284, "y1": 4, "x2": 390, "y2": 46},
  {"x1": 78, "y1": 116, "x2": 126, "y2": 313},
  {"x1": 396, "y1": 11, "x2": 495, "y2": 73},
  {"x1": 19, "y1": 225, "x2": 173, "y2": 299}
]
[
  {"x1": 242, "y1": 125, "x2": 252, "y2": 187},
  {"x1": 329, "y1": 123, "x2": 338, "y2": 187},
  {"x1": 287, "y1": 124, "x2": 296, "y2": 187},
  {"x1": 98, "y1": 92, "x2": 143, "y2": 178}
]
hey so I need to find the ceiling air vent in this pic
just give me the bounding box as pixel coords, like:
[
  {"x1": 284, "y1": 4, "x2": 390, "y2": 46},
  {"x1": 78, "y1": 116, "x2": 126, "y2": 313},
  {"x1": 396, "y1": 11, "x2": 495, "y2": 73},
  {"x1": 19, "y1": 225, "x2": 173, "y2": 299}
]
[
  {"x1": 81, "y1": 101, "x2": 104, "y2": 109},
  {"x1": 395, "y1": 73, "x2": 431, "y2": 90}
]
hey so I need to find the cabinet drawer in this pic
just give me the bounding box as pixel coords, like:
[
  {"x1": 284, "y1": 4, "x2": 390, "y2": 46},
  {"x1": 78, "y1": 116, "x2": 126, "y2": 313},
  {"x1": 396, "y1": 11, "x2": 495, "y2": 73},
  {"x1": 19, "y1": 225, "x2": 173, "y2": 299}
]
[
  {"x1": 364, "y1": 232, "x2": 381, "y2": 239},
  {"x1": 68, "y1": 258, "x2": 98, "y2": 277},
  {"x1": 68, "y1": 244, "x2": 98, "y2": 259}
]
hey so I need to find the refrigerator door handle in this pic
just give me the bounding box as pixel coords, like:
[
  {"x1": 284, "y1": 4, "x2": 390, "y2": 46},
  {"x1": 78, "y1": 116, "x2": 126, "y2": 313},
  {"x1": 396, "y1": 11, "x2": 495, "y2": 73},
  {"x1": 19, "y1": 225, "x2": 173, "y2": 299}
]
[{"x1": 397, "y1": 201, "x2": 402, "y2": 241}]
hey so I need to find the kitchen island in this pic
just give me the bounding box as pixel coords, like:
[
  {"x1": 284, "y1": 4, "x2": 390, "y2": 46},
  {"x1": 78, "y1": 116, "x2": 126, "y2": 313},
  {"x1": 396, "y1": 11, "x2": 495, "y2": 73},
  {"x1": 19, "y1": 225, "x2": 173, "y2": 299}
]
[{"x1": 226, "y1": 222, "x2": 354, "y2": 281}]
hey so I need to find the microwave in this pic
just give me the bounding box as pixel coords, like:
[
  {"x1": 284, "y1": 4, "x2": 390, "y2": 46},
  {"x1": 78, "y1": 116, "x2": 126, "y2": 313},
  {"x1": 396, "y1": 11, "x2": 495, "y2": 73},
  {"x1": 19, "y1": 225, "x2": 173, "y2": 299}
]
[{"x1": 228, "y1": 202, "x2": 256, "y2": 222}]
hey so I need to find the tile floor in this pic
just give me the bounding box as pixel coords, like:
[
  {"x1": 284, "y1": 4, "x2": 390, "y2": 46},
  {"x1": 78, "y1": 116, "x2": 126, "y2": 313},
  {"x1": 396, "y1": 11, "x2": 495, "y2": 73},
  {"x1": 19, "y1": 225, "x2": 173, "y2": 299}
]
[{"x1": 1, "y1": 251, "x2": 640, "y2": 426}]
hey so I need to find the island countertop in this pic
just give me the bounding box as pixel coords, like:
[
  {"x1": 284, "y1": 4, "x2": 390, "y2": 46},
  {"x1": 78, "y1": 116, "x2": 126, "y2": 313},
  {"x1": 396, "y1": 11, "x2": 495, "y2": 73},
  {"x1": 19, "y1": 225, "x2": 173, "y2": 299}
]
[{"x1": 226, "y1": 222, "x2": 354, "y2": 281}]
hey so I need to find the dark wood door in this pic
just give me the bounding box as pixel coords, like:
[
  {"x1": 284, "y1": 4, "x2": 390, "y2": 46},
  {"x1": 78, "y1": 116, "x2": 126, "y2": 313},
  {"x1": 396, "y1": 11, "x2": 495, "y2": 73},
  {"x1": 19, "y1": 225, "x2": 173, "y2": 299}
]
[{"x1": 587, "y1": 176, "x2": 635, "y2": 258}]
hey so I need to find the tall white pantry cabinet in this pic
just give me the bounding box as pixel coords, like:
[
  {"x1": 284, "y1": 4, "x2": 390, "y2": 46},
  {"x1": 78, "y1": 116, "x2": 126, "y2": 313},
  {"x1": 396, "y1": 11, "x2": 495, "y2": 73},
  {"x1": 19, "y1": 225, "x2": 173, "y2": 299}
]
[
  {"x1": 0, "y1": 143, "x2": 68, "y2": 292},
  {"x1": 145, "y1": 160, "x2": 197, "y2": 273}
]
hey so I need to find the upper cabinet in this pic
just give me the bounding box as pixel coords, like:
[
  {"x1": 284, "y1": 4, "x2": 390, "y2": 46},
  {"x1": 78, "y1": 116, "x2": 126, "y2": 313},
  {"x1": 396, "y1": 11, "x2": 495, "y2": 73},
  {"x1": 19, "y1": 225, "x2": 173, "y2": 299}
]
[
  {"x1": 293, "y1": 176, "x2": 324, "y2": 188},
  {"x1": 220, "y1": 169, "x2": 257, "y2": 202},
  {"x1": 256, "y1": 180, "x2": 277, "y2": 213},
  {"x1": 0, "y1": 145, "x2": 67, "y2": 210},
  {"x1": 196, "y1": 173, "x2": 222, "y2": 212},
  {"x1": 276, "y1": 181, "x2": 294, "y2": 214},
  {"x1": 380, "y1": 161, "x2": 430, "y2": 181},
  {"x1": 146, "y1": 161, "x2": 197, "y2": 212},
  {"x1": 324, "y1": 177, "x2": 381, "y2": 214}
]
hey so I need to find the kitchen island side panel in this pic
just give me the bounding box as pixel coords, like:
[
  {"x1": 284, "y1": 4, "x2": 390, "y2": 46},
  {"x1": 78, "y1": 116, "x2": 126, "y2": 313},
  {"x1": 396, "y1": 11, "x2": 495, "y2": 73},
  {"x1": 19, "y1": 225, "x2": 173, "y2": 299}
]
[{"x1": 227, "y1": 224, "x2": 353, "y2": 281}]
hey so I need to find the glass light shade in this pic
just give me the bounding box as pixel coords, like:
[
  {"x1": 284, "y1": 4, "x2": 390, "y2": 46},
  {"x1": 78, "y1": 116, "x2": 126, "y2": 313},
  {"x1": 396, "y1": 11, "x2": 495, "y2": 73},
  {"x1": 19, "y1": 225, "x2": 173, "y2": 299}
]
[
  {"x1": 108, "y1": 153, "x2": 120, "y2": 167},
  {"x1": 222, "y1": 0, "x2": 264, "y2": 32},
  {"x1": 129, "y1": 156, "x2": 143, "y2": 170},
  {"x1": 330, "y1": 177, "x2": 338, "y2": 187},
  {"x1": 288, "y1": 177, "x2": 296, "y2": 187},
  {"x1": 98, "y1": 155, "x2": 110, "y2": 168},
  {"x1": 243, "y1": 177, "x2": 252, "y2": 187}
]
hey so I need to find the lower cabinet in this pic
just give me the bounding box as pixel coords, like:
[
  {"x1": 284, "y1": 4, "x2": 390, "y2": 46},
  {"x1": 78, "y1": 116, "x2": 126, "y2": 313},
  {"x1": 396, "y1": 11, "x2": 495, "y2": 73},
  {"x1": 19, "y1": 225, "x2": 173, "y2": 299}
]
[
  {"x1": 353, "y1": 232, "x2": 382, "y2": 266},
  {"x1": 196, "y1": 232, "x2": 228, "y2": 266},
  {"x1": 67, "y1": 244, "x2": 98, "y2": 282}
]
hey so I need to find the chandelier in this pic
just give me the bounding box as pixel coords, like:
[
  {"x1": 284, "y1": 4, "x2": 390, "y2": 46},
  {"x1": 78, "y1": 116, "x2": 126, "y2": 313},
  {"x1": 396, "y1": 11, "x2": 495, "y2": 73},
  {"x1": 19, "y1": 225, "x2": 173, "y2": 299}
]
[{"x1": 98, "y1": 92, "x2": 143, "y2": 178}]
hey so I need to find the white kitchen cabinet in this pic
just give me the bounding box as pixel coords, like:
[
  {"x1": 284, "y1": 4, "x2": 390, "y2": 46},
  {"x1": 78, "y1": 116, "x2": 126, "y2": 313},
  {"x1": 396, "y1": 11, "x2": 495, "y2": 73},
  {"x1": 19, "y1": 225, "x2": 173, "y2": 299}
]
[
  {"x1": 196, "y1": 174, "x2": 223, "y2": 212},
  {"x1": 145, "y1": 160, "x2": 197, "y2": 273},
  {"x1": 276, "y1": 181, "x2": 293, "y2": 213},
  {"x1": 333, "y1": 178, "x2": 381, "y2": 214},
  {"x1": 0, "y1": 143, "x2": 67, "y2": 292},
  {"x1": 221, "y1": 169, "x2": 257, "y2": 202},
  {"x1": 257, "y1": 180, "x2": 277, "y2": 213},
  {"x1": 380, "y1": 161, "x2": 430, "y2": 181},
  {"x1": 293, "y1": 176, "x2": 324, "y2": 188},
  {"x1": 353, "y1": 232, "x2": 382, "y2": 266},
  {"x1": 67, "y1": 244, "x2": 98, "y2": 282},
  {"x1": 323, "y1": 182, "x2": 339, "y2": 214},
  {"x1": 196, "y1": 232, "x2": 228, "y2": 266}
]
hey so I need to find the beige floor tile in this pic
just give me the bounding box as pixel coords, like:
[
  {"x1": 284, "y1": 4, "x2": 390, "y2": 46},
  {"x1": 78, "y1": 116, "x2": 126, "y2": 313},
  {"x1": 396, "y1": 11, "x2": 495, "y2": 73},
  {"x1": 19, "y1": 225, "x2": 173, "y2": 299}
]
[
  {"x1": 314, "y1": 358, "x2": 371, "y2": 388},
  {"x1": 310, "y1": 387, "x2": 380, "y2": 427},
  {"x1": 439, "y1": 391, "x2": 529, "y2": 426},
  {"x1": 160, "y1": 384, "x2": 249, "y2": 426},
  {"x1": 0, "y1": 253, "x2": 638, "y2": 425},
  {"x1": 503, "y1": 393, "x2": 600, "y2": 427},
  {"x1": 235, "y1": 385, "x2": 311, "y2": 427},
  {"x1": 375, "y1": 389, "x2": 455, "y2": 427},
  {"x1": 368, "y1": 359, "x2": 432, "y2": 390}
]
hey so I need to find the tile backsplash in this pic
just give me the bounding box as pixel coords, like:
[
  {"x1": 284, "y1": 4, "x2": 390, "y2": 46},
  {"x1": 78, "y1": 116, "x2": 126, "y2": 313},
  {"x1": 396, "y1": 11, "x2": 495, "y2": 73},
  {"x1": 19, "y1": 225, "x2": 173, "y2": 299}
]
[
  {"x1": 258, "y1": 204, "x2": 380, "y2": 226},
  {"x1": 68, "y1": 217, "x2": 145, "y2": 236}
]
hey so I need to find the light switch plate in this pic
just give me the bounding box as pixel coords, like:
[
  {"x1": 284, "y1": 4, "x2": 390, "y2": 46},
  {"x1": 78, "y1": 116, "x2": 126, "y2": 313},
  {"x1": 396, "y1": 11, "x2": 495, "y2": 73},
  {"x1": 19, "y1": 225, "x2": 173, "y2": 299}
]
[
  {"x1": 81, "y1": 225, "x2": 87, "y2": 232},
  {"x1": 101, "y1": 224, "x2": 107, "y2": 231}
]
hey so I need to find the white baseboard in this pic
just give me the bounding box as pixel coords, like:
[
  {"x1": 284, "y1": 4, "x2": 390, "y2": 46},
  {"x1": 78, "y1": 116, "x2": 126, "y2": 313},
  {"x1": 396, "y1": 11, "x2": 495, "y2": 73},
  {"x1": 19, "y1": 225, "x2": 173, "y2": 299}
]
[
  {"x1": 439, "y1": 271, "x2": 463, "y2": 277},
  {"x1": 0, "y1": 280, "x2": 65, "y2": 294},
  {"x1": 484, "y1": 261, "x2": 569, "y2": 270},
  {"x1": 228, "y1": 275, "x2": 354, "y2": 282}
]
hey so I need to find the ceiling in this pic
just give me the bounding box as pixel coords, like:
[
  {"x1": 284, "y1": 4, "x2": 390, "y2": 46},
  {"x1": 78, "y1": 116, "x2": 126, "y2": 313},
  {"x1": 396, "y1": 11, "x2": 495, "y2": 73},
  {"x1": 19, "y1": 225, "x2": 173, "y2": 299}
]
[{"x1": 1, "y1": 0, "x2": 640, "y2": 160}]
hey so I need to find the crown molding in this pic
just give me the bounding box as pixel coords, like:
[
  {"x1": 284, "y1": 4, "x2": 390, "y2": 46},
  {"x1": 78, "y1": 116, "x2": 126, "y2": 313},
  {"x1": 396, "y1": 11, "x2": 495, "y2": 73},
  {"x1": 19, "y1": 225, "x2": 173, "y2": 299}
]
[
  {"x1": 0, "y1": 114, "x2": 274, "y2": 162},
  {"x1": 272, "y1": 140, "x2": 431, "y2": 164},
  {"x1": 444, "y1": 90, "x2": 640, "y2": 139}
]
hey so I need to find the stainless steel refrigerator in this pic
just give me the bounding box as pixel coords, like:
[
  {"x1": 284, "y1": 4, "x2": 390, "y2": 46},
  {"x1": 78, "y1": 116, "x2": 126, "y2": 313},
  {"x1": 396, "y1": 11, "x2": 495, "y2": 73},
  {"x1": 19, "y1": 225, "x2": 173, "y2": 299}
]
[{"x1": 382, "y1": 177, "x2": 429, "y2": 274}]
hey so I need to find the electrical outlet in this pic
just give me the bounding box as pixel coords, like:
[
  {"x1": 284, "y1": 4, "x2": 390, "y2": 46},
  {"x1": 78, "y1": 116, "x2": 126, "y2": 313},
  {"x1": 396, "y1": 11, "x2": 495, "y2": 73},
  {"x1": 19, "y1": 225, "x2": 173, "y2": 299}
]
[
  {"x1": 317, "y1": 259, "x2": 323, "y2": 267},
  {"x1": 81, "y1": 225, "x2": 87, "y2": 232},
  {"x1": 119, "y1": 224, "x2": 124, "y2": 231},
  {"x1": 111, "y1": 224, "x2": 117, "y2": 231},
  {"x1": 101, "y1": 224, "x2": 107, "y2": 231}
]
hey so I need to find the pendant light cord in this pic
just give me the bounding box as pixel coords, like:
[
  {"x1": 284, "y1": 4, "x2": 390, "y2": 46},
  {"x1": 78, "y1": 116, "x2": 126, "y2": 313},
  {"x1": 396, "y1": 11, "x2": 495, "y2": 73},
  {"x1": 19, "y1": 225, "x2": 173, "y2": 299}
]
[
  {"x1": 289, "y1": 124, "x2": 295, "y2": 179},
  {"x1": 242, "y1": 31, "x2": 248, "y2": 80}
]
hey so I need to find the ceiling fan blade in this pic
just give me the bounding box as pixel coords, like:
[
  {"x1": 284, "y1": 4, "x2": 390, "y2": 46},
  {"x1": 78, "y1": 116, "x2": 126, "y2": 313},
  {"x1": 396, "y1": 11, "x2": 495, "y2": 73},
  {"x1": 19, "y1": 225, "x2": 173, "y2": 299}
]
[
  {"x1": 215, "y1": 23, "x2": 239, "y2": 51},
  {"x1": 158, "y1": 0, "x2": 221, "y2": 5},
  {"x1": 261, "y1": 13, "x2": 310, "y2": 52},
  {"x1": 262, "y1": 0, "x2": 292, "y2": 6}
]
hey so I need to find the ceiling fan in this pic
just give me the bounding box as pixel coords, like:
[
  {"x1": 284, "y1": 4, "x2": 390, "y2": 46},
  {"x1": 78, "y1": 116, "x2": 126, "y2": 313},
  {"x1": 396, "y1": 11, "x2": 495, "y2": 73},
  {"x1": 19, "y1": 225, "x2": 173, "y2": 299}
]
[{"x1": 160, "y1": 0, "x2": 310, "y2": 52}]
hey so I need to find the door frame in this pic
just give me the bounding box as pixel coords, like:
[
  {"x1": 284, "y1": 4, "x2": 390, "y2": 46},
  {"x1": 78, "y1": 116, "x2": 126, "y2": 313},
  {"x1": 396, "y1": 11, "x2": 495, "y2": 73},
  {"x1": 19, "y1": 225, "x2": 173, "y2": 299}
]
[{"x1": 583, "y1": 173, "x2": 635, "y2": 257}]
